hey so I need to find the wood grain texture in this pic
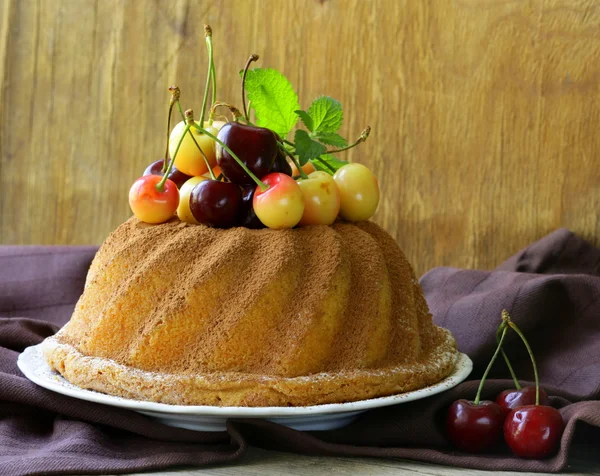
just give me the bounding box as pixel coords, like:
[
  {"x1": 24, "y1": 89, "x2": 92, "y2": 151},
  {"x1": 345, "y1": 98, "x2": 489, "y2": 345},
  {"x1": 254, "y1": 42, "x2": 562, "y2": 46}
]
[
  {"x1": 1, "y1": 0, "x2": 599, "y2": 275},
  {"x1": 109, "y1": 446, "x2": 600, "y2": 476}
]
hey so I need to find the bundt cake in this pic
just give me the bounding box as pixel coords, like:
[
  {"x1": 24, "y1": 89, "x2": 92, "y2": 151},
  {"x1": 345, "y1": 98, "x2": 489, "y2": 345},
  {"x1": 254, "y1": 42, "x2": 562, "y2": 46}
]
[{"x1": 42, "y1": 217, "x2": 458, "y2": 407}]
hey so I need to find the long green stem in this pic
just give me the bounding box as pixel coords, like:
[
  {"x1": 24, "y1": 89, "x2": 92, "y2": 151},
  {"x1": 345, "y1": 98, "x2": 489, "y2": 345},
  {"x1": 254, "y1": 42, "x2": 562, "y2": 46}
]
[
  {"x1": 314, "y1": 156, "x2": 336, "y2": 173},
  {"x1": 207, "y1": 28, "x2": 217, "y2": 124},
  {"x1": 162, "y1": 101, "x2": 175, "y2": 173},
  {"x1": 503, "y1": 310, "x2": 540, "y2": 405},
  {"x1": 199, "y1": 26, "x2": 213, "y2": 126},
  {"x1": 189, "y1": 122, "x2": 268, "y2": 191},
  {"x1": 325, "y1": 126, "x2": 371, "y2": 154},
  {"x1": 157, "y1": 124, "x2": 190, "y2": 191},
  {"x1": 241, "y1": 54, "x2": 259, "y2": 123},
  {"x1": 496, "y1": 324, "x2": 521, "y2": 390},
  {"x1": 474, "y1": 323, "x2": 508, "y2": 405},
  {"x1": 176, "y1": 101, "x2": 186, "y2": 122},
  {"x1": 278, "y1": 143, "x2": 308, "y2": 179}
]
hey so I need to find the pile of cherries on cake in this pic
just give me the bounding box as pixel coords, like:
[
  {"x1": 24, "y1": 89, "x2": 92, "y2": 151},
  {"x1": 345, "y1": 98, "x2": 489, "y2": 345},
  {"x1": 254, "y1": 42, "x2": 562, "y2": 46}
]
[
  {"x1": 447, "y1": 310, "x2": 565, "y2": 459},
  {"x1": 129, "y1": 28, "x2": 378, "y2": 230}
]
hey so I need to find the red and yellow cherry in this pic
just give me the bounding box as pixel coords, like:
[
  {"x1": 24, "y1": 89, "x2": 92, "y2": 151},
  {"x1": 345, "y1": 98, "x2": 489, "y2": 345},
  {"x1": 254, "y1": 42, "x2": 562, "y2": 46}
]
[
  {"x1": 333, "y1": 163, "x2": 380, "y2": 221},
  {"x1": 504, "y1": 405, "x2": 564, "y2": 458},
  {"x1": 270, "y1": 150, "x2": 293, "y2": 176},
  {"x1": 176, "y1": 176, "x2": 207, "y2": 224},
  {"x1": 240, "y1": 185, "x2": 265, "y2": 229},
  {"x1": 189, "y1": 180, "x2": 242, "y2": 228},
  {"x1": 297, "y1": 171, "x2": 341, "y2": 226},
  {"x1": 496, "y1": 386, "x2": 551, "y2": 416},
  {"x1": 169, "y1": 120, "x2": 219, "y2": 177},
  {"x1": 253, "y1": 173, "x2": 304, "y2": 229},
  {"x1": 143, "y1": 159, "x2": 191, "y2": 189},
  {"x1": 129, "y1": 175, "x2": 179, "y2": 224},
  {"x1": 216, "y1": 122, "x2": 278, "y2": 185},
  {"x1": 290, "y1": 160, "x2": 315, "y2": 177},
  {"x1": 446, "y1": 400, "x2": 505, "y2": 453}
]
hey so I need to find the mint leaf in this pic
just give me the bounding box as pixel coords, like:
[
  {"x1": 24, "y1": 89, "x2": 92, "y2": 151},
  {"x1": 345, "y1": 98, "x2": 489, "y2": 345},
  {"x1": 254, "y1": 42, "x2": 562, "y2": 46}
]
[
  {"x1": 308, "y1": 96, "x2": 343, "y2": 134},
  {"x1": 295, "y1": 110, "x2": 314, "y2": 132},
  {"x1": 295, "y1": 130, "x2": 326, "y2": 166},
  {"x1": 313, "y1": 131, "x2": 347, "y2": 148},
  {"x1": 311, "y1": 154, "x2": 348, "y2": 174},
  {"x1": 244, "y1": 68, "x2": 300, "y2": 137}
]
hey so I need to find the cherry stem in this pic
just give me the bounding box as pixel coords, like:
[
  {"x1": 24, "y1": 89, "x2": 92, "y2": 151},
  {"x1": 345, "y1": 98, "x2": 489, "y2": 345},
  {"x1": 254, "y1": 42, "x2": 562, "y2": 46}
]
[
  {"x1": 210, "y1": 101, "x2": 244, "y2": 122},
  {"x1": 241, "y1": 54, "x2": 259, "y2": 124},
  {"x1": 204, "y1": 25, "x2": 217, "y2": 125},
  {"x1": 496, "y1": 323, "x2": 521, "y2": 390},
  {"x1": 199, "y1": 25, "x2": 214, "y2": 127},
  {"x1": 183, "y1": 109, "x2": 216, "y2": 181},
  {"x1": 278, "y1": 143, "x2": 308, "y2": 179},
  {"x1": 325, "y1": 126, "x2": 371, "y2": 154},
  {"x1": 188, "y1": 122, "x2": 269, "y2": 191},
  {"x1": 474, "y1": 322, "x2": 508, "y2": 405},
  {"x1": 176, "y1": 100, "x2": 186, "y2": 122},
  {"x1": 157, "y1": 123, "x2": 190, "y2": 191},
  {"x1": 163, "y1": 101, "x2": 175, "y2": 173},
  {"x1": 314, "y1": 157, "x2": 336, "y2": 173},
  {"x1": 502, "y1": 310, "x2": 540, "y2": 405}
]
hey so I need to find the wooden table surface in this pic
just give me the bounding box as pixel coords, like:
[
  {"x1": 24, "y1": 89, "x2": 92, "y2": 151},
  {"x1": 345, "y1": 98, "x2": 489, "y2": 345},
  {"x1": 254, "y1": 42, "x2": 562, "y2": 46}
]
[
  {"x1": 106, "y1": 446, "x2": 600, "y2": 476},
  {"x1": 2, "y1": 0, "x2": 599, "y2": 276}
]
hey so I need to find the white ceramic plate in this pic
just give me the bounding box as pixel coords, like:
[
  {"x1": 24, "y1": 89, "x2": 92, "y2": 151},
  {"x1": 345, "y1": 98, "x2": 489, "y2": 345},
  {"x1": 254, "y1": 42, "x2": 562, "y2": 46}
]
[{"x1": 18, "y1": 343, "x2": 472, "y2": 432}]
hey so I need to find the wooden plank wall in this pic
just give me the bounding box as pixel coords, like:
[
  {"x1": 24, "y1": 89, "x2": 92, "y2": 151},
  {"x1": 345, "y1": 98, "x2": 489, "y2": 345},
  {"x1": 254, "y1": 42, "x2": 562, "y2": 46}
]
[{"x1": 1, "y1": 0, "x2": 599, "y2": 276}]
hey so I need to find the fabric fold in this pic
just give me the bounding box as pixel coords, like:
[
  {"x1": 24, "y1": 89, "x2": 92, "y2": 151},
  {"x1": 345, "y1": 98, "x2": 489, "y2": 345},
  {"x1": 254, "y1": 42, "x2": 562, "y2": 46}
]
[{"x1": 1, "y1": 230, "x2": 599, "y2": 475}]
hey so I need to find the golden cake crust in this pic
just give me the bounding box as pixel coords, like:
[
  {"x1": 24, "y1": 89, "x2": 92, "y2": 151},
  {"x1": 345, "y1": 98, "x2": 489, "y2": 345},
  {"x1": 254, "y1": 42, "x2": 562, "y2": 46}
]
[
  {"x1": 42, "y1": 330, "x2": 456, "y2": 406},
  {"x1": 43, "y1": 217, "x2": 458, "y2": 406}
]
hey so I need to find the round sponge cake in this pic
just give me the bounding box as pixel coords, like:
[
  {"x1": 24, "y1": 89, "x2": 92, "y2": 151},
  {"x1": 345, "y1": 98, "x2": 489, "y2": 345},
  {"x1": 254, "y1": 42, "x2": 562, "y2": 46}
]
[{"x1": 43, "y1": 217, "x2": 457, "y2": 406}]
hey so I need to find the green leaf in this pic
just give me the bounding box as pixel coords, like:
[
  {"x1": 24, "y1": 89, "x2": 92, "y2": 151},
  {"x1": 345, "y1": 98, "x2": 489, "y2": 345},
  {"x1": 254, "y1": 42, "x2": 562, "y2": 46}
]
[
  {"x1": 244, "y1": 68, "x2": 300, "y2": 137},
  {"x1": 311, "y1": 154, "x2": 348, "y2": 174},
  {"x1": 308, "y1": 96, "x2": 343, "y2": 134},
  {"x1": 295, "y1": 110, "x2": 314, "y2": 132},
  {"x1": 295, "y1": 130, "x2": 326, "y2": 166},
  {"x1": 312, "y1": 131, "x2": 348, "y2": 148}
]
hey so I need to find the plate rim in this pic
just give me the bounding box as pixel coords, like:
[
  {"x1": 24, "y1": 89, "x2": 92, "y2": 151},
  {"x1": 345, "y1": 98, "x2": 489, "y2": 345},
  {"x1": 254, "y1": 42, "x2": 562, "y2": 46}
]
[{"x1": 18, "y1": 343, "x2": 472, "y2": 417}]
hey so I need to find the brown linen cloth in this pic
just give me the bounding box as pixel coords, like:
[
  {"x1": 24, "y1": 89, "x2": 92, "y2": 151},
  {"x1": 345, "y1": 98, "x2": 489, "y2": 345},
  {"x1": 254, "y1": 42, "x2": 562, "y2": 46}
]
[{"x1": 1, "y1": 229, "x2": 599, "y2": 475}]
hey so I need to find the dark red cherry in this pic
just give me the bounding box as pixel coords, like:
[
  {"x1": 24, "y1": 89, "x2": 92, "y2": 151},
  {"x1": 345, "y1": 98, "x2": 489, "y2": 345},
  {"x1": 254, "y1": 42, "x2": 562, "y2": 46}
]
[
  {"x1": 270, "y1": 150, "x2": 292, "y2": 176},
  {"x1": 216, "y1": 122, "x2": 278, "y2": 185},
  {"x1": 240, "y1": 186, "x2": 265, "y2": 229},
  {"x1": 496, "y1": 386, "x2": 551, "y2": 416},
  {"x1": 504, "y1": 405, "x2": 564, "y2": 458},
  {"x1": 143, "y1": 159, "x2": 191, "y2": 189},
  {"x1": 189, "y1": 180, "x2": 242, "y2": 228},
  {"x1": 446, "y1": 399, "x2": 505, "y2": 453}
]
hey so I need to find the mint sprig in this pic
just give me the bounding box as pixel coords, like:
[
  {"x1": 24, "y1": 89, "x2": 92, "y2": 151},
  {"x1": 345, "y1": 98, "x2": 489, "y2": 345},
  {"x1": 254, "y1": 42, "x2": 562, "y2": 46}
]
[
  {"x1": 244, "y1": 68, "x2": 300, "y2": 138},
  {"x1": 295, "y1": 130, "x2": 327, "y2": 166},
  {"x1": 243, "y1": 68, "x2": 367, "y2": 177}
]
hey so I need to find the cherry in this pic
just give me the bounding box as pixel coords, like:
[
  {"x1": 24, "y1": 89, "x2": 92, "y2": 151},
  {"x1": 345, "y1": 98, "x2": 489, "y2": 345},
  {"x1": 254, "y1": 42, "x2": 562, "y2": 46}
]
[
  {"x1": 216, "y1": 122, "x2": 278, "y2": 185},
  {"x1": 297, "y1": 171, "x2": 341, "y2": 226},
  {"x1": 447, "y1": 321, "x2": 509, "y2": 453},
  {"x1": 240, "y1": 186, "x2": 265, "y2": 229},
  {"x1": 253, "y1": 173, "x2": 304, "y2": 229},
  {"x1": 446, "y1": 399, "x2": 505, "y2": 453},
  {"x1": 143, "y1": 159, "x2": 192, "y2": 189},
  {"x1": 129, "y1": 175, "x2": 179, "y2": 224},
  {"x1": 499, "y1": 310, "x2": 565, "y2": 459},
  {"x1": 496, "y1": 386, "x2": 551, "y2": 416},
  {"x1": 189, "y1": 180, "x2": 242, "y2": 228},
  {"x1": 270, "y1": 150, "x2": 293, "y2": 176},
  {"x1": 504, "y1": 406, "x2": 564, "y2": 459},
  {"x1": 333, "y1": 163, "x2": 380, "y2": 221},
  {"x1": 177, "y1": 176, "x2": 206, "y2": 224}
]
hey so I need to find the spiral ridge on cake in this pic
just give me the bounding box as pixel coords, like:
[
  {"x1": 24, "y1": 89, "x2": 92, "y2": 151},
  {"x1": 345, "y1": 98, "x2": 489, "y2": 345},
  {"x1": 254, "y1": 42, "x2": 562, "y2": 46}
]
[{"x1": 43, "y1": 217, "x2": 457, "y2": 406}]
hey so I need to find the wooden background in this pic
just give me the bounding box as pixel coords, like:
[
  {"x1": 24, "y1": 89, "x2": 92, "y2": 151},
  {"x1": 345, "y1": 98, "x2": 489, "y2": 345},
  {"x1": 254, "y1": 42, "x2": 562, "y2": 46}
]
[{"x1": 1, "y1": 0, "x2": 599, "y2": 276}]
